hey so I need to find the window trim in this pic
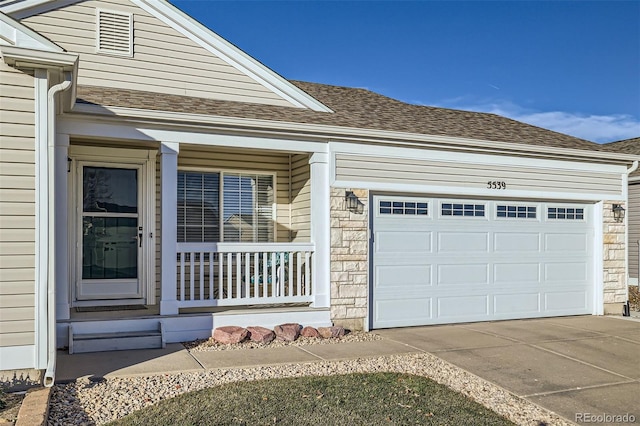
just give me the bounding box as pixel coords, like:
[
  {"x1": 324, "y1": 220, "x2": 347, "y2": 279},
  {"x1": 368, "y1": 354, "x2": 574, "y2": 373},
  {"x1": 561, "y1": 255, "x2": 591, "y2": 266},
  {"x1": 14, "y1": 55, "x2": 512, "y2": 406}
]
[{"x1": 177, "y1": 167, "x2": 277, "y2": 243}]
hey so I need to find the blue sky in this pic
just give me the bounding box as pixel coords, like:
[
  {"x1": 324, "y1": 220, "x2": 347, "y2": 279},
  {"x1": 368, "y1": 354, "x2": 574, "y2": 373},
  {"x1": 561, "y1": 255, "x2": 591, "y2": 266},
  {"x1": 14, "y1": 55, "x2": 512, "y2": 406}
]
[{"x1": 171, "y1": 0, "x2": 640, "y2": 143}]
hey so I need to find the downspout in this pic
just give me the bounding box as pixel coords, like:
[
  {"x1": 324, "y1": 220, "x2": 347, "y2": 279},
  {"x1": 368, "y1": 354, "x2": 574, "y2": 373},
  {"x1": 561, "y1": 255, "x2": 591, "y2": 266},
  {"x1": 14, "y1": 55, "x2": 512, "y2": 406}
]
[{"x1": 43, "y1": 73, "x2": 72, "y2": 387}]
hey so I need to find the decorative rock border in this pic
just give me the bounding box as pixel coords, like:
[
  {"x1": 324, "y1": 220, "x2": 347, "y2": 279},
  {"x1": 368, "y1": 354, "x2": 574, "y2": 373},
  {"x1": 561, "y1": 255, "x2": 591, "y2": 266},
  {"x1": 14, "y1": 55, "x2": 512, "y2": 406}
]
[
  {"x1": 184, "y1": 330, "x2": 383, "y2": 352},
  {"x1": 211, "y1": 324, "x2": 346, "y2": 346}
]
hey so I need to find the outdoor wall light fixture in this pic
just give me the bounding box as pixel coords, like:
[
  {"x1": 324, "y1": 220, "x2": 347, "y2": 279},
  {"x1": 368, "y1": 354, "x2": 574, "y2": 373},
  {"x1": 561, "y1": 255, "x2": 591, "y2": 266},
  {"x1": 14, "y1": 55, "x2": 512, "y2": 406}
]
[
  {"x1": 612, "y1": 204, "x2": 625, "y2": 222},
  {"x1": 345, "y1": 191, "x2": 359, "y2": 212}
]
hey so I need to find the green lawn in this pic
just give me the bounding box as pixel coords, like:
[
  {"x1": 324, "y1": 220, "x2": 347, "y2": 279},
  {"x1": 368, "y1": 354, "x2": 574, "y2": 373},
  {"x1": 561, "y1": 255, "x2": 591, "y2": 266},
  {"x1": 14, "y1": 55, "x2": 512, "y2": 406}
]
[{"x1": 108, "y1": 372, "x2": 514, "y2": 425}]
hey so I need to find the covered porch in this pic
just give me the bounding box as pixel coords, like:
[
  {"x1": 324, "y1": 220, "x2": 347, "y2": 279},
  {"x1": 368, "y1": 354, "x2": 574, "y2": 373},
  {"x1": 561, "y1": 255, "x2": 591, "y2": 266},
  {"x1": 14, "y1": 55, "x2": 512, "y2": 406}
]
[{"x1": 53, "y1": 126, "x2": 332, "y2": 348}]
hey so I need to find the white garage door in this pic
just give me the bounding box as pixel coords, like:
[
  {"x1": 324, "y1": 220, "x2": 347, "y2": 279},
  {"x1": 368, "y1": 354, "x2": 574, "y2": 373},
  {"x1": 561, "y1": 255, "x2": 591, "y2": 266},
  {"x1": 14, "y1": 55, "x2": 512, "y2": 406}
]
[{"x1": 372, "y1": 195, "x2": 594, "y2": 329}]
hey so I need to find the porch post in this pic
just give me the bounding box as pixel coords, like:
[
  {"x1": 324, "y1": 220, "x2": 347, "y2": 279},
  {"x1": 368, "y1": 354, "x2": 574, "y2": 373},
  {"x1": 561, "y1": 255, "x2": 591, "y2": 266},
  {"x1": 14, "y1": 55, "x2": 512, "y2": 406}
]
[
  {"x1": 160, "y1": 142, "x2": 179, "y2": 315},
  {"x1": 54, "y1": 133, "x2": 70, "y2": 320},
  {"x1": 310, "y1": 152, "x2": 330, "y2": 308}
]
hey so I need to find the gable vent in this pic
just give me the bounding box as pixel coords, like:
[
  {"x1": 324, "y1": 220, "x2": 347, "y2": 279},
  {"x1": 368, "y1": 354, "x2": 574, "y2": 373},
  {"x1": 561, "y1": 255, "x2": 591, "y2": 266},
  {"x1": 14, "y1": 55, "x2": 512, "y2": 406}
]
[{"x1": 96, "y1": 9, "x2": 132, "y2": 56}]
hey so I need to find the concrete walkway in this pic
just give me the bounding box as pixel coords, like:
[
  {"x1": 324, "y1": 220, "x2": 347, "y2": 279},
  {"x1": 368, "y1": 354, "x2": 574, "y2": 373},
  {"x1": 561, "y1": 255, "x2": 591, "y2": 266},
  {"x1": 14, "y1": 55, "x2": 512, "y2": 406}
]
[{"x1": 55, "y1": 315, "x2": 640, "y2": 424}]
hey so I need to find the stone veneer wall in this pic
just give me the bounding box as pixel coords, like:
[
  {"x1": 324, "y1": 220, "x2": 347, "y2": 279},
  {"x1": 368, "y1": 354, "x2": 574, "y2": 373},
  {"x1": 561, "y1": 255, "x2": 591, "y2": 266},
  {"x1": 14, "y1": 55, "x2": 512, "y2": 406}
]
[
  {"x1": 329, "y1": 188, "x2": 369, "y2": 330},
  {"x1": 603, "y1": 201, "x2": 627, "y2": 314}
]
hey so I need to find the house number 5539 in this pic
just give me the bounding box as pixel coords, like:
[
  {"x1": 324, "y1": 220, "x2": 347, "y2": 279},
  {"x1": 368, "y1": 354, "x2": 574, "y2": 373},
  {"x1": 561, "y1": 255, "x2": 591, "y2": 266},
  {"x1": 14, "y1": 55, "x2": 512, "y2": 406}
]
[{"x1": 487, "y1": 181, "x2": 506, "y2": 189}]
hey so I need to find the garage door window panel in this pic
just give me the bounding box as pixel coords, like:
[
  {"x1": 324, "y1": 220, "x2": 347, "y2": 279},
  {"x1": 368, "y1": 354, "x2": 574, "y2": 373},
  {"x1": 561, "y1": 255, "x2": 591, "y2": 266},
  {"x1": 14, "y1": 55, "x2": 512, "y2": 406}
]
[
  {"x1": 497, "y1": 205, "x2": 537, "y2": 219},
  {"x1": 379, "y1": 200, "x2": 428, "y2": 215},
  {"x1": 441, "y1": 203, "x2": 485, "y2": 217},
  {"x1": 547, "y1": 207, "x2": 585, "y2": 220}
]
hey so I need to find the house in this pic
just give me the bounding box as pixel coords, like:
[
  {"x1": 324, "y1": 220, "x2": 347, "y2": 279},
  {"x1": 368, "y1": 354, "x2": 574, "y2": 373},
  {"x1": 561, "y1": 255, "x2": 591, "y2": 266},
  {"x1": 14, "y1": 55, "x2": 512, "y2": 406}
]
[
  {"x1": 1, "y1": 0, "x2": 638, "y2": 388},
  {"x1": 605, "y1": 137, "x2": 640, "y2": 285}
]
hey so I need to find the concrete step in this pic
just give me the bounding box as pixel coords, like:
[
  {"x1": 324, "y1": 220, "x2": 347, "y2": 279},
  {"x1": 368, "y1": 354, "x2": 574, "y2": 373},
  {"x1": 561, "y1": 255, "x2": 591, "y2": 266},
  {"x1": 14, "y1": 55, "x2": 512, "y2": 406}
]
[{"x1": 69, "y1": 322, "x2": 165, "y2": 354}]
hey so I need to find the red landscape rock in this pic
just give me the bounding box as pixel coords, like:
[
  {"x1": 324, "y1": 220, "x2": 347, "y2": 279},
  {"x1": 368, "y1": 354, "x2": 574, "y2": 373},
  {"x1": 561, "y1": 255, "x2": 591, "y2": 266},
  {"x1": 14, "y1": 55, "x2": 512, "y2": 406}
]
[
  {"x1": 212, "y1": 326, "x2": 248, "y2": 344},
  {"x1": 247, "y1": 326, "x2": 275, "y2": 344},
  {"x1": 273, "y1": 323, "x2": 301, "y2": 341},
  {"x1": 317, "y1": 326, "x2": 346, "y2": 339},
  {"x1": 300, "y1": 326, "x2": 320, "y2": 338}
]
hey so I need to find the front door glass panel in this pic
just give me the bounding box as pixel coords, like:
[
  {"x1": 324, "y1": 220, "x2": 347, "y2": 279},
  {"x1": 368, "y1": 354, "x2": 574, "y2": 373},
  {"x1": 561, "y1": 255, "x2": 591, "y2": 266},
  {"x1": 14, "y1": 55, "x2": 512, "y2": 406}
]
[
  {"x1": 82, "y1": 216, "x2": 138, "y2": 279},
  {"x1": 80, "y1": 166, "x2": 140, "y2": 291}
]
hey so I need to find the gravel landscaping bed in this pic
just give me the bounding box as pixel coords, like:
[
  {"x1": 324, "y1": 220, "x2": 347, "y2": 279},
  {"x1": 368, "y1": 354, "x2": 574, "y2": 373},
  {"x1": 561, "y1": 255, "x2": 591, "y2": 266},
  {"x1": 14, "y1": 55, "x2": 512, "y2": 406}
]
[{"x1": 47, "y1": 351, "x2": 572, "y2": 426}]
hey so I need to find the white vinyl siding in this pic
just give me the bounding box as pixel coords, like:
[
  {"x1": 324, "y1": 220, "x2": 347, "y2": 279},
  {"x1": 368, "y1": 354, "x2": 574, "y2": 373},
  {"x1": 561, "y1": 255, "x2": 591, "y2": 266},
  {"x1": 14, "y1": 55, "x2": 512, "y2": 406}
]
[
  {"x1": 20, "y1": 0, "x2": 296, "y2": 106},
  {"x1": 336, "y1": 154, "x2": 623, "y2": 197},
  {"x1": 629, "y1": 182, "x2": 640, "y2": 279},
  {"x1": 0, "y1": 64, "x2": 36, "y2": 348}
]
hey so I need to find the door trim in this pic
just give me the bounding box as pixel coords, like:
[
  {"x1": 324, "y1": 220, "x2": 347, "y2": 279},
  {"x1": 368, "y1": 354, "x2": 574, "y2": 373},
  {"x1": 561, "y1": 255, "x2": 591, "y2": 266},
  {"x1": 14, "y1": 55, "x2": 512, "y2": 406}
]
[
  {"x1": 76, "y1": 161, "x2": 143, "y2": 300},
  {"x1": 68, "y1": 146, "x2": 157, "y2": 306}
]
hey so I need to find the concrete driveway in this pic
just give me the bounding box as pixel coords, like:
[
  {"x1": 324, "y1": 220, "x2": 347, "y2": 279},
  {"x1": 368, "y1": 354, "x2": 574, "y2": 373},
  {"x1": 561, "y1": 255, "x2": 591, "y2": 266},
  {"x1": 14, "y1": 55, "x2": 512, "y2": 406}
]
[{"x1": 376, "y1": 316, "x2": 640, "y2": 425}]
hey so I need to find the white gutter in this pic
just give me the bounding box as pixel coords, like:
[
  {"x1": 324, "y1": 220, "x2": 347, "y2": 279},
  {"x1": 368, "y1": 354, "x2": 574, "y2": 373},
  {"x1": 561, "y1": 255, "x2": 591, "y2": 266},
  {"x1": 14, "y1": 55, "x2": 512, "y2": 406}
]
[
  {"x1": 627, "y1": 160, "x2": 639, "y2": 176},
  {"x1": 43, "y1": 74, "x2": 72, "y2": 387}
]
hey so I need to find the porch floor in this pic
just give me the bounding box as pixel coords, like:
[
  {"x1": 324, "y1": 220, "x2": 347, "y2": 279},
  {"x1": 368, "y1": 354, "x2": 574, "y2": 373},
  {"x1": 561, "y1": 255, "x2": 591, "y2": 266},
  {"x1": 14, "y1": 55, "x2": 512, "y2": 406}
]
[{"x1": 66, "y1": 303, "x2": 314, "y2": 322}]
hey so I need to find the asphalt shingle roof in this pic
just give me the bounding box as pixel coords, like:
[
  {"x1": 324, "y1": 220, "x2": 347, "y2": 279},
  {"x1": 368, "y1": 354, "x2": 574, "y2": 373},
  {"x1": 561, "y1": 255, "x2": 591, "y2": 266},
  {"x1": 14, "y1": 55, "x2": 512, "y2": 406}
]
[
  {"x1": 604, "y1": 137, "x2": 640, "y2": 176},
  {"x1": 605, "y1": 137, "x2": 640, "y2": 154},
  {"x1": 76, "y1": 81, "x2": 609, "y2": 152}
]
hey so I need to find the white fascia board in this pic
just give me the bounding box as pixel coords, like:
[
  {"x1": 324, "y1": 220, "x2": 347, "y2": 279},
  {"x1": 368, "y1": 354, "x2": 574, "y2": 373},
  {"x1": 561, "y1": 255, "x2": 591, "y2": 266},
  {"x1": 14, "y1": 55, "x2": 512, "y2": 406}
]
[
  {"x1": 70, "y1": 103, "x2": 639, "y2": 165},
  {"x1": 0, "y1": 10, "x2": 63, "y2": 51},
  {"x1": 332, "y1": 179, "x2": 625, "y2": 203},
  {"x1": 142, "y1": 129, "x2": 328, "y2": 154},
  {"x1": 329, "y1": 141, "x2": 629, "y2": 175},
  {"x1": 1, "y1": 45, "x2": 77, "y2": 69},
  {"x1": 131, "y1": 0, "x2": 332, "y2": 113},
  {"x1": 58, "y1": 114, "x2": 329, "y2": 154},
  {"x1": 0, "y1": 0, "x2": 80, "y2": 19},
  {"x1": 0, "y1": 0, "x2": 50, "y2": 15}
]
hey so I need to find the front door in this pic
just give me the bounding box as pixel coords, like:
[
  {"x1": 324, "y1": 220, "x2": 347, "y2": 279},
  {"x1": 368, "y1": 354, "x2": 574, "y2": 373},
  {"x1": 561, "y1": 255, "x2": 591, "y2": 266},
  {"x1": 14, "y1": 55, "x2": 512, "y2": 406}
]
[{"x1": 76, "y1": 164, "x2": 144, "y2": 301}]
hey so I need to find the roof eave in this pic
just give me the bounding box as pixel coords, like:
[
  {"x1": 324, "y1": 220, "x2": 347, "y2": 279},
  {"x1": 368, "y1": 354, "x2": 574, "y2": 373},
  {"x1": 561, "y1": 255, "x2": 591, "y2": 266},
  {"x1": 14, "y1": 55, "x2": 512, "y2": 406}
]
[
  {"x1": 70, "y1": 103, "x2": 640, "y2": 165},
  {"x1": 0, "y1": 44, "x2": 77, "y2": 69},
  {"x1": 0, "y1": 0, "x2": 82, "y2": 19}
]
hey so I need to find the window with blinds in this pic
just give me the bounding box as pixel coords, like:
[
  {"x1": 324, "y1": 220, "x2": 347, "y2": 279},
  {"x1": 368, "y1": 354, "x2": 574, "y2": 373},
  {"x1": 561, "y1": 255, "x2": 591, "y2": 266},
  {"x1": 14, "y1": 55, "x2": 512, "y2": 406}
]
[
  {"x1": 96, "y1": 9, "x2": 133, "y2": 56},
  {"x1": 177, "y1": 171, "x2": 274, "y2": 243}
]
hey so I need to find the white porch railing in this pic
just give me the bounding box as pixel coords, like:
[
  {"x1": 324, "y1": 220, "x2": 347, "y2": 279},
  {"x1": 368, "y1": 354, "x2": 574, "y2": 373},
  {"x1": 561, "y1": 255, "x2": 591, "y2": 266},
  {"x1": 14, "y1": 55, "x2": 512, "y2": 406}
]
[{"x1": 175, "y1": 242, "x2": 314, "y2": 308}]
